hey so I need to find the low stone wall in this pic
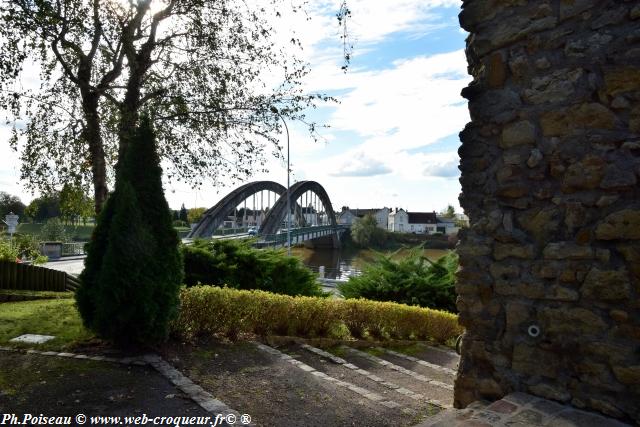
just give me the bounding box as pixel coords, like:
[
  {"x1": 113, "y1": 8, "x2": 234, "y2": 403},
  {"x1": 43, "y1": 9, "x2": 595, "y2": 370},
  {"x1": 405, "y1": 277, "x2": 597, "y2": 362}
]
[{"x1": 454, "y1": 1, "x2": 640, "y2": 423}]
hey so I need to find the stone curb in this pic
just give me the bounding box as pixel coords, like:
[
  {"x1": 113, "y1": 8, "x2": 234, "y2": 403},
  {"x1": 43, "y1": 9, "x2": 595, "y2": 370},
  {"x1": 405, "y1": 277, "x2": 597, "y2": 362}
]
[
  {"x1": 379, "y1": 348, "x2": 458, "y2": 376},
  {"x1": 300, "y1": 343, "x2": 449, "y2": 409},
  {"x1": 342, "y1": 346, "x2": 454, "y2": 391},
  {"x1": 252, "y1": 341, "x2": 402, "y2": 410},
  {"x1": 141, "y1": 355, "x2": 250, "y2": 424},
  {"x1": 0, "y1": 345, "x2": 247, "y2": 423},
  {"x1": 418, "y1": 343, "x2": 459, "y2": 357},
  {"x1": 0, "y1": 345, "x2": 147, "y2": 365}
]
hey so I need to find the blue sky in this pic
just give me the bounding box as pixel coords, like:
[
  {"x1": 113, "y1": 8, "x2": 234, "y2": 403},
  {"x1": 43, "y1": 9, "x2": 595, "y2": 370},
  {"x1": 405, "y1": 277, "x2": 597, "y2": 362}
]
[{"x1": 0, "y1": 0, "x2": 470, "y2": 214}]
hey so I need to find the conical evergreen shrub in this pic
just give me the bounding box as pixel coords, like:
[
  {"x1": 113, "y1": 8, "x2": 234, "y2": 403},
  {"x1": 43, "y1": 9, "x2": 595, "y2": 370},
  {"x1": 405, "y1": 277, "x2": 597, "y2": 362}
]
[{"x1": 76, "y1": 115, "x2": 183, "y2": 346}]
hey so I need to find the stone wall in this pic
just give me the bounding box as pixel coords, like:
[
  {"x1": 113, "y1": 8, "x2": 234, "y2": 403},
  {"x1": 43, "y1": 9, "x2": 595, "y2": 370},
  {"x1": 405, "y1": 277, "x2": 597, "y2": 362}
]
[{"x1": 454, "y1": 0, "x2": 640, "y2": 423}]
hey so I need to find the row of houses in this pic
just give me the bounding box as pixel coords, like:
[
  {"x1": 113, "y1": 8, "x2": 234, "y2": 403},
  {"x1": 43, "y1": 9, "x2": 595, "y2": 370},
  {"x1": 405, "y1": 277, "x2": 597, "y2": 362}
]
[
  {"x1": 223, "y1": 206, "x2": 330, "y2": 229},
  {"x1": 337, "y1": 206, "x2": 466, "y2": 235},
  {"x1": 218, "y1": 205, "x2": 467, "y2": 235}
]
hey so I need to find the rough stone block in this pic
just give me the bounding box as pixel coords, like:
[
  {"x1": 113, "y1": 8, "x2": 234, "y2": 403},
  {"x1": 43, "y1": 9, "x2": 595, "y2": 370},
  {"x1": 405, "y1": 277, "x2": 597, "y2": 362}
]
[
  {"x1": 543, "y1": 242, "x2": 594, "y2": 259},
  {"x1": 604, "y1": 67, "x2": 640, "y2": 97},
  {"x1": 513, "y1": 345, "x2": 560, "y2": 378},
  {"x1": 630, "y1": 106, "x2": 640, "y2": 133},
  {"x1": 493, "y1": 243, "x2": 535, "y2": 260},
  {"x1": 475, "y1": 16, "x2": 558, "y2": 56},
  {"x1": 539, "y1": 307, "x2": 607, "y2": 335},
  {"x1": 495, "y1": 281, "x2": 545, "y2": 299},
  {"x1": 518, "y1": 206, "x2": 561, "y2": 241},
  {"x1": 528, "y1": 382, "x2": 571, "y2": 403},
  {"x1": 562, "y1": 155, "x2": 606, "y2": 191},
  {"x1": 581, "y1": 268, "x2": 630, "y2": 301},
  {"x1": 546, "y1": 286, "x2": 579, "y2": 301},
  {"x1": 559, "y1": 0, "x2": 596, "y2": 21},
  {"x1": 487, "y1": 51, "x2": 507, "y2": 88},
  {"x1": 490, "y1": 263, "x2": 520, "y2": 280},
  {"x1": 612, "y1": 366, "x2": 640, "y2": 385},
  {"x1": 540, "y1": 103, "x2": 617, "y2": 137},
  {"x1": 501, "y1": 120, "x2": 536, "y2": 148},
  {"x1": 497, "y1": 184, "x2": 529, "y2": 198},
  {"x1": 523, "y1": 68, "x2": 583, "y2": 104},
  {"x1": 600, "y1": 164, "x2": 637, "y2": 189},
  {"x1": 595, "y1": 209, "x2": 640, "y2": 240},
  {"x1": 506, "y1": 302, "x2": 532, "y2": 332}
]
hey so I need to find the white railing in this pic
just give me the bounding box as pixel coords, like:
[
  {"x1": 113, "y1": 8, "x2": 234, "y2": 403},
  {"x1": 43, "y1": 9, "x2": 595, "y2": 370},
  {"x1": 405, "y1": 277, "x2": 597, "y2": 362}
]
[{"x1": 61, "y1": 242, "x2": 86, "y2": 256}]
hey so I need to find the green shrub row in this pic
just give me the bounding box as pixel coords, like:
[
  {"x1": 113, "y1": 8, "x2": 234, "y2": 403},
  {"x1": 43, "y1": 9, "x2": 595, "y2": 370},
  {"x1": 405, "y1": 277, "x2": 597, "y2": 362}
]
[
  {"x1": 339, "y1": 250, "x2": 458, "y2": 312},
  {"x1": 182, "y1": 239, "x2": 322, "y2": 297},
  {"x1": 172, "y1": 286, "x2": 462, "y2": 343}
]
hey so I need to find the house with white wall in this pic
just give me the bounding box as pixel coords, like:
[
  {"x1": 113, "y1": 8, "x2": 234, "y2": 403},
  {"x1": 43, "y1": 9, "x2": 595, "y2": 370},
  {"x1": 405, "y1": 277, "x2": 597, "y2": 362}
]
[
  {"x1": 338, "y1": 207, "x2": 389, "y2": 229},
  {"x1": 389, "y1": 209, "x2": 459, "y2": 234},
  {"x1": 407, "y1": 211, "x2": 438, "y2": 234},
  {"x1": 388, "y1": 208, "x2": 409, "y2": 232},
  {"x1": 436, "y1": 216, "x2": 459, "y2": 235},
  {"x1": 337, "y1": 207, "x2": 357, "y2": 225}
]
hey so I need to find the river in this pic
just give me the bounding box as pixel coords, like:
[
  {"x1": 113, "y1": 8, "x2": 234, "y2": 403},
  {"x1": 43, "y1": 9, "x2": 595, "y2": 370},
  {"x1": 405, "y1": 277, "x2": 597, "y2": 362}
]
[{"x1": 291, "y1": 246, "x2": 450, "y2": 280}]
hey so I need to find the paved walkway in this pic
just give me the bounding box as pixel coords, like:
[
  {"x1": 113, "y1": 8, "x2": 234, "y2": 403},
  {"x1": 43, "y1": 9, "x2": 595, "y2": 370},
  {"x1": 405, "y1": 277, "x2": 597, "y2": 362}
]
[
  {"x1": 418, "y1": 392, "x2": 632, "y2": 427},
  {"x1": 43, "y1": 256, "x2": 85, "y2": 276}
]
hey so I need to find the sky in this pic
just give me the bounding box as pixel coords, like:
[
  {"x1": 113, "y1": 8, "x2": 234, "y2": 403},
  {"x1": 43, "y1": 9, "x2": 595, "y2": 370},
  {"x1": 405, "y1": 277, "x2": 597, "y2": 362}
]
[{"x1": 0, "y1": 0, "x2": 470, "y2": 215}]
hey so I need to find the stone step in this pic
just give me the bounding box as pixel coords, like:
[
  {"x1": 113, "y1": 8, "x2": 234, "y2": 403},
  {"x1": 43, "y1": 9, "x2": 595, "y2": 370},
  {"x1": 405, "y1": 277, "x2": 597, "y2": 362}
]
[
  {"x1": 298, "y1": 343, "x2": 449, "y2": 411},
  {"x1": 416, "y1": 393, "x2": 633, "y2": 427},
  {"x1": 342, "y1": 346, "x2": 454, "y2": 391},
  {"x1": 328, "y1": 345, "x2": 455, "y2": 408},
  {"x1": 253, "y1": 343, "x2": 404, "y2": 410},
  {"x1": 279, "y1": 343, "x2": 420, "y2": 412},
  {"x1": 375, "y1": 347, "x2": 457, "y2": 383},
  {"x1": 411, "y1": 343, "x2": 461, "y2": 371}
]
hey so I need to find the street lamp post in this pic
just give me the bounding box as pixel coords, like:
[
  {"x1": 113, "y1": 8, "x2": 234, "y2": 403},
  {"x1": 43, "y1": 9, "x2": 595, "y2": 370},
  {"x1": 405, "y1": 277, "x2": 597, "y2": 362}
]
[{"x1": 270, "y1": 107, "x2": 292, "y2": 255}]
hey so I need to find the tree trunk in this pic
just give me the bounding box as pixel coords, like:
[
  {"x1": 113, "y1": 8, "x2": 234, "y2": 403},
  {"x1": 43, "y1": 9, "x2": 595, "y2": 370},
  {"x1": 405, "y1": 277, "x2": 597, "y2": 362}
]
[
  {"x1": 81, "y1": 91, "x2": 108, "y2": 215},
  {"x1": 118, "y1": 36, "x2": 156, "y2": 165},
  {"x1": 117, "y1": 60, "x2": 147, "y2": 164}
]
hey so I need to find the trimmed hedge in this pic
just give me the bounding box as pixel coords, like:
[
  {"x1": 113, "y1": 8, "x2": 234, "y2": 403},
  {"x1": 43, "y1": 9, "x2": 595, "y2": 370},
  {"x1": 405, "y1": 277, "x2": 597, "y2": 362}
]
[
  {"x1": 172, "y1": 286, "x2": 462, "y2": 344},
  {"x1": 182, "y1": 239, "x2": 322, "y2": 297}
]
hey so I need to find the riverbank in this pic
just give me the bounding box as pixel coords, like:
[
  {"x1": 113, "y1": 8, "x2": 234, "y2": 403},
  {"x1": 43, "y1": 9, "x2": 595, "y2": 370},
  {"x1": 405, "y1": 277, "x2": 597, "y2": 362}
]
[{"x1": 291, "y1": 245, "x2": 452, "y2": 281}]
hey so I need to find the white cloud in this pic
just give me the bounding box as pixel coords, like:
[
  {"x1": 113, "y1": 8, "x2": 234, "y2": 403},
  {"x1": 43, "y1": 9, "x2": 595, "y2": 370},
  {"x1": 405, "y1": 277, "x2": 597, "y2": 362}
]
[
  {"x1": 423, "y1": 158, "x2": 460, "y2": 178},
  {"x1": 330, "y1": 152, "x2": 392, "y2": 177},
  {"x1": 338, "y1": 0, "x2": 460, "y2": 44},
  {"x1": 1, "y1": 0, "x2": 469, "y2": 214}
]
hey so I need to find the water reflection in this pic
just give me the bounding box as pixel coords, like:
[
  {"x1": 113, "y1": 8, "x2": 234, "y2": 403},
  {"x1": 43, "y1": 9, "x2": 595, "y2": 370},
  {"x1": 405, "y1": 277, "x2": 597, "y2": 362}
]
[{"x1": 295, "y1": 247, "x2": 449, "y2": 281}]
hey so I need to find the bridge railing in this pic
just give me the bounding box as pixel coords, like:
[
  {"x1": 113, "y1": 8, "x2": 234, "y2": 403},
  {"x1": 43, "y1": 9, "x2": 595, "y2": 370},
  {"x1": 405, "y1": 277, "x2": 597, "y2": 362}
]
[{"x1": 256, "y1": 224, "x2": 348, "y2": 247}]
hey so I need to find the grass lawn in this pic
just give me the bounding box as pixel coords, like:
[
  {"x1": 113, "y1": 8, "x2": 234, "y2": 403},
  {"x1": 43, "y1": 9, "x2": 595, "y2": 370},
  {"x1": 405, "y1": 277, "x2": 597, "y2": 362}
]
[
  {"x1": 15, "y1": 222, "x2": 189, "y2": 240},
  {"x1": 0, "y1": 298, "x2": 93, "y2": 350},
  {"x1": 16, "y1": 222, "x2": 95, "y2": 241}
]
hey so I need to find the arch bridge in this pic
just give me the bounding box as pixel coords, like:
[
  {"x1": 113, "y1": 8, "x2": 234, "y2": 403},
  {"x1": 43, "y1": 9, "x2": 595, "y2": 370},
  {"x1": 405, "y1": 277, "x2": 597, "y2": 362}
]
[{"x1": 186, "y1": 180, "x2": 347, "y2": 248}]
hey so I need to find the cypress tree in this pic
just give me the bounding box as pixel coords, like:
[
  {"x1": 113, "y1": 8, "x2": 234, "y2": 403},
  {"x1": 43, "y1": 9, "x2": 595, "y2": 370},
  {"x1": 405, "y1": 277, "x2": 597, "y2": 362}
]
[{"x1": 76, "y1": 115, "x2": 183, "y2": 346}]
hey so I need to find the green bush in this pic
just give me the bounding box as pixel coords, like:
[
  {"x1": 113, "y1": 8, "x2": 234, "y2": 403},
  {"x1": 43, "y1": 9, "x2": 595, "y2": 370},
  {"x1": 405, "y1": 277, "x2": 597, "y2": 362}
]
[
  {"x1": 351, "y1": 214, "x2": 386, "y2": 247},
  {"x1": 182, "y1": 239, "x2": 322, "y2": 297},
  {"x1": 76, "y1": 116, "x2": 182, "y2": 346},
  {"x1": 172, "y1": 285, "x2": 462, "y2": 344},
  {"x1": 40, "y1": 218, "x2": 66, "y2": 241},
  {"x1": 0, "y1": 239, "x2": 18, "y2": 262},
  {"x1": 13, "y1": 234, "x2": 47, "y2": 264},
  {"x1": 338, "y1": 249, "x2": 458, "y2": 312}
]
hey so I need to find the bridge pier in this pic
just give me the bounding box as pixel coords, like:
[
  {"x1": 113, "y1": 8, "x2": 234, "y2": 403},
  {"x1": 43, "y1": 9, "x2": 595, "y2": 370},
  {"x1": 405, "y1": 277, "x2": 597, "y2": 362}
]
[{"x1": 303, "y1": 233, "x2": 341, "y2": 249}]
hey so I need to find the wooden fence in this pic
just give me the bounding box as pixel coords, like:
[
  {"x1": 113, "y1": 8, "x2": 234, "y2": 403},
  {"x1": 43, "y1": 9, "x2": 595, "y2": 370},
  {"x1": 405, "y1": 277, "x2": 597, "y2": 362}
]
[{"x1": 0, "y1": 261, "x2": 78, "y2": 292}]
